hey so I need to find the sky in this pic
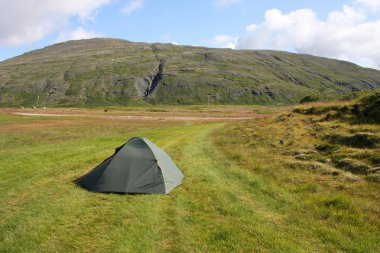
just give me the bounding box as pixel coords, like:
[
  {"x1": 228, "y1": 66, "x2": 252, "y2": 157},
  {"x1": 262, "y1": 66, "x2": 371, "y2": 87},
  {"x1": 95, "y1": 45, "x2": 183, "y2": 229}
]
[{"x1": 0, "y1": 0, "x2": 380, "y2": 69}]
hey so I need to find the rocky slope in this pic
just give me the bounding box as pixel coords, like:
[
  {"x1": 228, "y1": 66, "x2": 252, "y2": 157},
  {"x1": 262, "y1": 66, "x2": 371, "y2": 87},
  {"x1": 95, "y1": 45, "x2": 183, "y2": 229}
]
[{"x1": 1, "y1": 38, "x2": 380, "y2": 106}]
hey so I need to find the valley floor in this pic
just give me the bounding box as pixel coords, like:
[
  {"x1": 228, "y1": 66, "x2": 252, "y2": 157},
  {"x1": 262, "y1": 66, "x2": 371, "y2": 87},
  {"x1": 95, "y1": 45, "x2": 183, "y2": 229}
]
[{"x1": 0, "y1": 105, "x2": 379, "y2": 252}]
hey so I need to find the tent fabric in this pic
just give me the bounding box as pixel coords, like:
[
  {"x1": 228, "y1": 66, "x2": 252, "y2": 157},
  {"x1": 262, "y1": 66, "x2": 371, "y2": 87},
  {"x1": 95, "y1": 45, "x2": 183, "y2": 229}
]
[{"x1": 75, "y1": 137, "x2": 184, "y2": 194}]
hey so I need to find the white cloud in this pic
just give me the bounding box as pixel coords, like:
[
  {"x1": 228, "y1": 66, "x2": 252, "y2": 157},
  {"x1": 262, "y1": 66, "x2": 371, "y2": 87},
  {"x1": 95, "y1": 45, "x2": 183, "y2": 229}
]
[
  {"x1": 213, "y1": 35, "x2": 237, "y2": 49},
  {"x1": 0, "y1": 0, "x2": 112, "y2": 47},
  {"x1": 212, "y1": 0, "x2": 240, "y2": 8},
  {"x1": 356, "y1": 0, "x2": 380, "y2": 11},
  {"x1": 122, "y1": 0, "x2": 144, "y2": 14},
  {"x1": 56, "y1": 27, "x2": 101, "y2": 43},
  {"x1": 234, "y1": 5, "x2": 380, "y2": 69}
]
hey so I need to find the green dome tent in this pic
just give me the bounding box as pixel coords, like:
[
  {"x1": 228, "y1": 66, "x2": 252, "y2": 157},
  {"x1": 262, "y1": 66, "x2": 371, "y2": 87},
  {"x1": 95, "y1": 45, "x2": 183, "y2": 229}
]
[{"x1": 75, "y1": 137, "x2": 184, "y2": 194}]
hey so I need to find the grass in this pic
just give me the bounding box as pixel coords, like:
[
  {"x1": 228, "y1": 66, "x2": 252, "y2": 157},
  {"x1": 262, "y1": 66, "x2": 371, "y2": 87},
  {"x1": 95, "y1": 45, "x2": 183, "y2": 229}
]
[{"x1": 0, "y1": 101, "x2": 379, "y2": 252}]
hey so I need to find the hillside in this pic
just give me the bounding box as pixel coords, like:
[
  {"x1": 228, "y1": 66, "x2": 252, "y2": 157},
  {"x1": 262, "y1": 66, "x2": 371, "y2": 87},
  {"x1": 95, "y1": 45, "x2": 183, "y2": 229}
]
[{"x1": 1, "y1": 38, "x2": 380, "y2": 106}]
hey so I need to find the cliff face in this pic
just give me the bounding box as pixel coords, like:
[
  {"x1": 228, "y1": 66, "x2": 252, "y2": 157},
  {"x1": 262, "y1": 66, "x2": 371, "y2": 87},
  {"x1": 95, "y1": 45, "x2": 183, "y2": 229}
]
[{"x1": 1, "y1": 38, "x2": 380, "y2": 106}]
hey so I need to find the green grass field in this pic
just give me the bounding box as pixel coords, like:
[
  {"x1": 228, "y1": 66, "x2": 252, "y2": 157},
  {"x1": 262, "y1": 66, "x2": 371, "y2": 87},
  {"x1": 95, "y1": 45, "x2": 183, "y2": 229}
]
[{"x1": 0, "y1": 102, "x2": 379, "y2": 252}]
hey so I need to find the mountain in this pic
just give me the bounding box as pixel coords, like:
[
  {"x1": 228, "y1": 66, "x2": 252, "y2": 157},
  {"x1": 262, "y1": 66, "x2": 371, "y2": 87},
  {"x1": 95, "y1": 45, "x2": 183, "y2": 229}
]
[{"x1": 1, "y1": 38, "x2": 380, "y2": 106}]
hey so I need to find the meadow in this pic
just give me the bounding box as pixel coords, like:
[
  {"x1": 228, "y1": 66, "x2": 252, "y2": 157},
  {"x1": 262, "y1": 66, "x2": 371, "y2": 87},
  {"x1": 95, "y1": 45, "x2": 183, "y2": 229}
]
[{"x1": 0, "y1": 101, "x2": 379, "y2": 252}]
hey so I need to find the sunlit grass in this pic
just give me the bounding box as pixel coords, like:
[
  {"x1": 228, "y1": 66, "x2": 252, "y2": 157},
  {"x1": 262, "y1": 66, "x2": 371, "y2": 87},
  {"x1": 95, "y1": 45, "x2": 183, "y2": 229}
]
[{"x1": 0, "y1": 102, "x2": 379, "y2": 252}]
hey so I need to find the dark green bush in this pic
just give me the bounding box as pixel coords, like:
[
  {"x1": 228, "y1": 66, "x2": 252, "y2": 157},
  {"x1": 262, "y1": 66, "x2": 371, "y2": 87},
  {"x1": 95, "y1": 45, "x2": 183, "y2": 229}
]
[
  {"x1": 356, "y1": 92, "x2": 380, "y2": 123},
  {"x1": 300, "y1": 94, "x2": 322, "y2": 104}
]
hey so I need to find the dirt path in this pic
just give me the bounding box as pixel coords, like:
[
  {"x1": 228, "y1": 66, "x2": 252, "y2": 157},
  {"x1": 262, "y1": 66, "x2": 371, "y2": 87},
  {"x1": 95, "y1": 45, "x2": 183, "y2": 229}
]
[
  {"x1": 12, "y1": 113, "x2": 83, "y2": 117},
  {"x1": 12, "y1": 112, "x2": 268, "y2": 121}
]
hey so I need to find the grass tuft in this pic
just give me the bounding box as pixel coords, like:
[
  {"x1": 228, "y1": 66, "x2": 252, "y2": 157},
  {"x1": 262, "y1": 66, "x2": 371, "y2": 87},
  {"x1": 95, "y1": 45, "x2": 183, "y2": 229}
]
[
  {"x1": 336, "y1": 158, "x2": 371, "y2": 175},
  {"x1": 325, "y1": 132, "x2": 380, "y2": 149},
  {"x1": 323, "y1": 196, "x2": 352, "y2": 210}
]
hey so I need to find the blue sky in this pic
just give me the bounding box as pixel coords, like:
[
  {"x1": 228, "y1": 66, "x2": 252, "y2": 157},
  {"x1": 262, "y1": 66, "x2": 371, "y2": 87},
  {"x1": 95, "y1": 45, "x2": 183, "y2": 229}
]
[{"x1": 1, "y1": 0, "x2": 379, "y2": 68}]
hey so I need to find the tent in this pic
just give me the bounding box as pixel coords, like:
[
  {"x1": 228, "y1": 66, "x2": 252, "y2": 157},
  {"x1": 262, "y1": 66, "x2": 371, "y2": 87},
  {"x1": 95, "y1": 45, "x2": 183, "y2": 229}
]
[{"x1": 75, "y1": 137, "x2": 184, "y2": 194}]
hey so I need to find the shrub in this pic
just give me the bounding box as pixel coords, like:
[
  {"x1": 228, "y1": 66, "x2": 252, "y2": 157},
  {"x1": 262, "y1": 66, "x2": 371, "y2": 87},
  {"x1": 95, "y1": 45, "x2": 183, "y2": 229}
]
[
  {"x1": 358, "y1": 92, "x2": 380, "y2": 123},
  {"x1": 300, "y1": 94, "x2": 322, "y2": 104},
  {"x1": 349, "y1": 91, "x2": 380, "y2": 123}
]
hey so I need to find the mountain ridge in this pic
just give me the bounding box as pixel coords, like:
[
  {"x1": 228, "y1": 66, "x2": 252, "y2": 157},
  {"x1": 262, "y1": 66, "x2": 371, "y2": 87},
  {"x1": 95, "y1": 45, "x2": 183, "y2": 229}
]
[{"x1": 1, "y1": 38, "x2": 380, "y2": 106}]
